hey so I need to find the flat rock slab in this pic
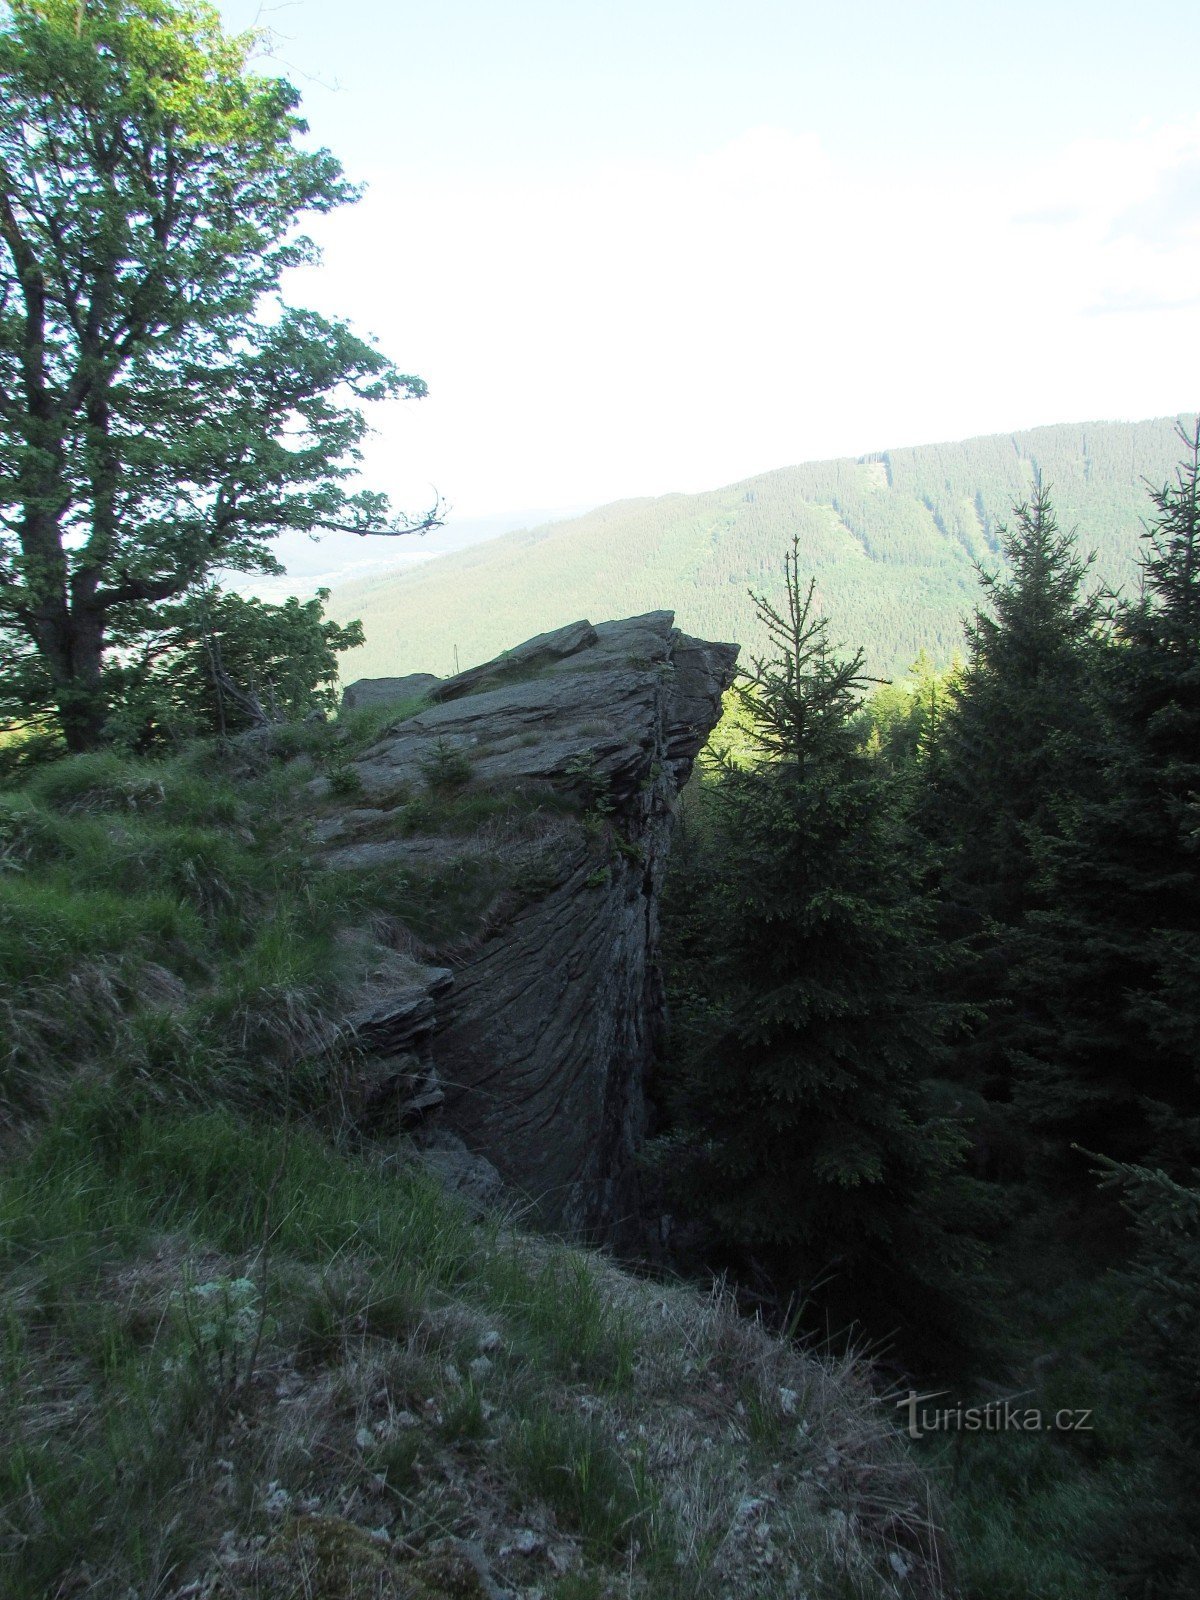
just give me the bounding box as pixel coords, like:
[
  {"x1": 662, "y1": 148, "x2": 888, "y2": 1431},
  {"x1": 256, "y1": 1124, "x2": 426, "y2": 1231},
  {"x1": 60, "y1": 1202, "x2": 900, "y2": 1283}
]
[{"x1": 340, "y1": 672, "x2": 441, "y2": 711}]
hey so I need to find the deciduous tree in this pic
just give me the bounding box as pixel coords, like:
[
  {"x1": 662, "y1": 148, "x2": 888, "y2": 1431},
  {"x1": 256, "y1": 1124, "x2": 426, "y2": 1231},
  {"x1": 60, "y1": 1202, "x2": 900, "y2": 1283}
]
[{"x1": 0, "y1": 0, "x2": 436, "y2": 749}]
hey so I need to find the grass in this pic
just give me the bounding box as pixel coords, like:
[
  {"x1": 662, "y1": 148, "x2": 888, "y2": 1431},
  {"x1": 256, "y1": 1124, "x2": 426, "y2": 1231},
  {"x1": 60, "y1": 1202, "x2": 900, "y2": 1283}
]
[
  {"x1": 0, "y1": 740, "x2": 364, "y2": 1120},
  {"x1": 327, "y1": 851, "x2": 517, "y2": 950},
  {"x1": 0, "y1": 1088, "x2": 479, "y2": 1595},
  {"x1": 335, "y1": 692, "x2": 433, "y2": 754},
  {"x1": 505, "y1": 1398, "x2": 663, "y2": 1557},
  {"x1": 930, "y1": 1430, "x2": 1128, "y2": 1600},
  {"x1": 0, "y1": 1080, "x2": 937, "y2": 1599},
  {"x1": 0, "y1": 733, "x2": 946, "y2": 1600},
  {"x1": 480, "y1": 1242, "x2": 639, "y2": 1392},
  {"x1": 0, "y1": 715, "x2": 574, "y2": 1119}
]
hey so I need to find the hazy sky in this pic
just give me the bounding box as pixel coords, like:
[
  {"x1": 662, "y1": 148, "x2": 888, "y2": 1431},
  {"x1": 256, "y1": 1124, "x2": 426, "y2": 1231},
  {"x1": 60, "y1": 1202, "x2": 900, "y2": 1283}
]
[{"x1": 219, "y1": 0, "x2": 1200, "y2": 523}]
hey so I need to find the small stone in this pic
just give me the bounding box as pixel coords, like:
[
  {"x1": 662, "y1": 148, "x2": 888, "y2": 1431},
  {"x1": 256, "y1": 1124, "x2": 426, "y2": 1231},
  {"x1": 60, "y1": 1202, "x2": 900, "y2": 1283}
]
[
  {"x1": 469, "y1": 1355, "x2": 493, "y2": 1382},
  {"x1": 262, "y1": 1482, "x2": 291, "y2": 1517},
  {"x1": 354, "y1": 1426, "x2": 373, "y2": 1449},
  {"x1": 510, "y1": 1529, "x2": 543, "y2": 1556},
  {"x1": 779, "y1": 1386, "x2": 799, "y2": 1416},
  {"x1": 478, "y1": 1330, "x2": 503, "y2": 1353},
  {"x1": 547, "y1": 1543, "x2": 579, "y2": 1575}
]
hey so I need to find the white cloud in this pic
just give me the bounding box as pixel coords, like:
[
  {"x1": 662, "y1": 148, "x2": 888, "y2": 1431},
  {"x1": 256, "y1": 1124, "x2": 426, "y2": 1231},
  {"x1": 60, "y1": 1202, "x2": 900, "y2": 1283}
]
[{"x1": 284, "y1": 116, "x2": 1200, "y2": 519}]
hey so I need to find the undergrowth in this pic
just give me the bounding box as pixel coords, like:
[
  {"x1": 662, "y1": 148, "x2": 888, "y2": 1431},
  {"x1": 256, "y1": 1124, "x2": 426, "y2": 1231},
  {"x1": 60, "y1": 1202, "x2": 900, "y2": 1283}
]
[
  {"x1": 0, "y1": 729, "x2": 940, "y2": 1600},
  {"x1": 0, "y1": 738, "x2": 366, "y2": 1120},
  {"x1": 0, "y1": 1086, "x2": 933, "y2": 1599},
  {"x1": 913, "y1": 1227, "x2": 1152, "y2": 1600}
]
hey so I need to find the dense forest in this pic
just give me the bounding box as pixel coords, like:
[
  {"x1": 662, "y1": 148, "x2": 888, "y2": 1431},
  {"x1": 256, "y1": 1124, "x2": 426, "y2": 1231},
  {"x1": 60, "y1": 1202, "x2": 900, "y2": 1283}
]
[
  {"x1": 654, "y1": 429, "x2": 1200, "y2": 1598},
  {"x1": 332, "y1": 417, "x2": 1191, "y2": 683}
]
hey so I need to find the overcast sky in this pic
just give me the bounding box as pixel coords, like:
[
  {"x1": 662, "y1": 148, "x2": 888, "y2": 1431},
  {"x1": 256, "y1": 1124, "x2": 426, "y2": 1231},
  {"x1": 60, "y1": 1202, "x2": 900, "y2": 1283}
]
[{"x1": 218, "y1": 0, "x2": 1200, "y2": 531}]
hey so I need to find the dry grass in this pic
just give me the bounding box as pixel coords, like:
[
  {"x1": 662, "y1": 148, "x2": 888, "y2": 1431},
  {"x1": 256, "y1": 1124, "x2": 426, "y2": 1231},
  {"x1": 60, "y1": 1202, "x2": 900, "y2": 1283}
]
[{"x1": 1, "y1": 1101, "x2": 946, "y2": 1600}]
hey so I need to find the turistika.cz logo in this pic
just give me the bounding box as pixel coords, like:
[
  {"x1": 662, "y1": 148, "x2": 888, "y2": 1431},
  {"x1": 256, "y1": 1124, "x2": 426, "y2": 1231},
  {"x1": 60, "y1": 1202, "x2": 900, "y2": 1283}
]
[{"x1": 896, "y1": 1391, "x2": 1094, "y2": 1440}]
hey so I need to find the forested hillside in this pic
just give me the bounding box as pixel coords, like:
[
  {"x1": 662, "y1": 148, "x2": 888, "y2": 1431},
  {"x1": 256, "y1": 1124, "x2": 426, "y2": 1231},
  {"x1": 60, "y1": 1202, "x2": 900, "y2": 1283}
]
[
  {"x1": 331, "y1": 417, "x2": 1189, "y2": 681},
  {"x1": 656, "y1": 431, "x2": 1200, "y2": 1599}
]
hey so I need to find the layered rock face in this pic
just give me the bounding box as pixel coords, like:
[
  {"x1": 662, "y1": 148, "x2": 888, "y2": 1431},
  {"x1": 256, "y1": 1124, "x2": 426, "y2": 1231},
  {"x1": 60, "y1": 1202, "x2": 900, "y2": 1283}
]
[{"x1": 321, "y1": 613, "x2": 737, "y2": 1240}]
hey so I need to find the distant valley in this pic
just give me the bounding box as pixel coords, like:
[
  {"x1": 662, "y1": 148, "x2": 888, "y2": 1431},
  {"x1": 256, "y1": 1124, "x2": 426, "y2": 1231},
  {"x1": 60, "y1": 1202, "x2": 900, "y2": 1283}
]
[{"x1": 328, "y1": 416, "x2": 1194, "y2": 682}]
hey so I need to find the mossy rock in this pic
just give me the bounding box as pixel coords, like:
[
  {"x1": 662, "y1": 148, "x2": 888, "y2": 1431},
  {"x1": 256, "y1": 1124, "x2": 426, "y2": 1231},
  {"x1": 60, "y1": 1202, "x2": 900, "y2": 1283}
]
[
  {"x1": 241, "y1": 1516, "x2": 497, "y2": 1599},
  {"x1": 408, "y1": 1546, "x2": 498, "y2": 1598}
]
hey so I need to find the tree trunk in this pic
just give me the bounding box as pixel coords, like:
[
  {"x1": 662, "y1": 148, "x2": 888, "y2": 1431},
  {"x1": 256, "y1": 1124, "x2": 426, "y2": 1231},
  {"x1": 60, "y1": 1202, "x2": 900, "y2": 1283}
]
[
  {"x1": 47, "y1": 606, "x2": 109, "y2": 752},
  {"x1": 56, "y1": 691, "x2": 108, "y2": 753}
]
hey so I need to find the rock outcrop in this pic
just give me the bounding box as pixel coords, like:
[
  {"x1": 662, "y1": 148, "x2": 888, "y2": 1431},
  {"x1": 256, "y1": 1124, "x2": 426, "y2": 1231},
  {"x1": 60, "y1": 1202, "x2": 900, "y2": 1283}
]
[
  {"x1": 320, "y1": 612, "x2": 737, "y2": 1240},
  {"x1": 340, "y1": 671, "x2": 441, "y2": 712}
]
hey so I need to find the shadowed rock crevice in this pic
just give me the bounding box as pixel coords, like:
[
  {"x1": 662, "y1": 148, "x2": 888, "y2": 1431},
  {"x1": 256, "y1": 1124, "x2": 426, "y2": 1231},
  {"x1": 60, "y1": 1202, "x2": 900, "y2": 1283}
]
[{"x1": 324, "y1": 612, "x2": 737, "y2": 1240}]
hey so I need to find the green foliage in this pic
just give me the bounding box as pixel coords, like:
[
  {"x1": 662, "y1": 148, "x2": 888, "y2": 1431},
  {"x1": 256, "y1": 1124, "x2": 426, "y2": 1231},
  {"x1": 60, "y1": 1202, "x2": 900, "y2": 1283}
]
[
  {"x1": 332, "y1": 418, "x2": 1189, "y2": 687},
  {"x1": 8, "y1": 418, "x2": 1200, "y2": 1600},
  {"x1": 1095, "y1": 1159, "x2": 1200, "y2": 1595},
  {"x1": 565, "y1": 751, "x2": 616, "y2": 816},
  {"x1": 2, "y1": 1082, "x2": 919, "y2": 1600},
  {"x1": 168, "y1": 1273, "x2": 273, "y2": 1392},
  {"x1": 335, "y1": 691, "x2": 433, "y2": 754},
  {"x1": 0, "y1": 740, "x2": 353, "y2": 1119},
  {"x1": 326, "y1": 758, "x2": 364, "y2": 796},
  {"x1": 419, "y1": 736, "x2": 473, "y2": 790},
  {"x1": 908, "y1": 488, "x2": 1113, "y2": 1181},
  {"x1": 934, "y1": 486, "x2": 1107, "y2": 928},
  {"x1": 504, "y1": 1400, "x2": 662, "y2": 1557},
  {"x1": 1, "y1": 656, "x2": 942, "y2": 1600},
  {"x1": 480, "y1": 1245, "x2": 638, "y2": 1392},
  {"x1": 1001, "y1": 429, "x2": 1200, "y2": 1171},
  {"x1": 656, "y1": 538, "x2": 985, "y2": 1358},
  {"x1": 933, "y1": 1426, "x2": 1127, "y2": 1600},
  {"x1": 0, "y1": 0, "x2": 434, "y2": 749},
  {"x1": 852, "y1": 650, "x2": 957, "y2": 776},
  {"x1": 105, "y1": 585, "x2": 365, "y2": 745},
  {"x1": 0, "y1": 1091, "x2": 480, "y2": 1596}
]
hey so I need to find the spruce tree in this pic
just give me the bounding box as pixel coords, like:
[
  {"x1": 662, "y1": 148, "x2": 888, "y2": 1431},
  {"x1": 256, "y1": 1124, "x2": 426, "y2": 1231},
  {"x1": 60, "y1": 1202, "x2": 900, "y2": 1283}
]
[
  {"x1": 1015, "y1": 426, "x2": 1200, "y2": 1168},
  {"x1": 934, "y1": 486, "x2": 1106, "y2": 930},
  {"x1": 660, "y1": 540, "x2": 980, "y2": 1352},
  {"x1": 1112, "y1": 423, "x2": 1200, "y2": 1146},
  {"x1": 925, "y1": 488, "x2": 1109, "y2": 1176}
]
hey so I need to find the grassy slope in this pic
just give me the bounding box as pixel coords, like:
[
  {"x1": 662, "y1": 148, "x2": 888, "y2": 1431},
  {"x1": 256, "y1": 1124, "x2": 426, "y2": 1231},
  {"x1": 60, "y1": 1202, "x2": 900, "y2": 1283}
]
[
  {"x1": 4, "y1": 1090, "x2": 936, "y2": 1600},
  {"x1": 329, "y1": 417, "x2": 1192, "y2": 683},
  {"x1": 0, "y1": 731, "x2": 938, "y2": 1600}
]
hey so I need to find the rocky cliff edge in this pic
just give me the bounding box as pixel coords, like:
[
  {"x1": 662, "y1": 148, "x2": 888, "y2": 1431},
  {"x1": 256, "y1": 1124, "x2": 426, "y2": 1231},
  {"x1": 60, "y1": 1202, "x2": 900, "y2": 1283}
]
[{"x1": 314, "y1": 612, "x2": 737, "y2": 1240}]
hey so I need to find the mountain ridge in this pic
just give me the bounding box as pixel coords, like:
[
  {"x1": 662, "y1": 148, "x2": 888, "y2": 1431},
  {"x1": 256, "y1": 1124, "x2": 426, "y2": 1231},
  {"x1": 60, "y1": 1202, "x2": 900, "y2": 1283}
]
[{"x1": 329, "y1": 414, "x2": 1195, "y2": 681}]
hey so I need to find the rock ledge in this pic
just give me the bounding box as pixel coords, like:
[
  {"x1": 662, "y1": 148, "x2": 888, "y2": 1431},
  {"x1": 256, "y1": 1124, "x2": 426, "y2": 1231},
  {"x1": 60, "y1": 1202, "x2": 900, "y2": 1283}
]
[{"x1": 328, "y1": 612, "x2": 737, "y2": 1238}]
